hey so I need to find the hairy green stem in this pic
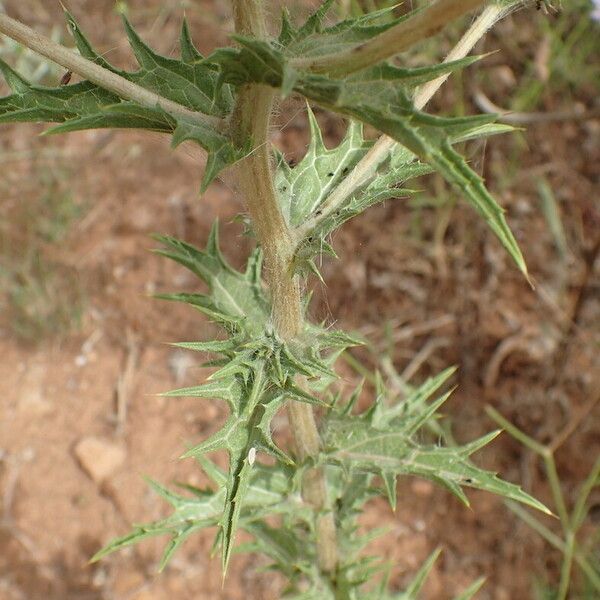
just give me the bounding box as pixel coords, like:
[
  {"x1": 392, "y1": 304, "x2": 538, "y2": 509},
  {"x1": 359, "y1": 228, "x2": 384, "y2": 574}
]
[
  {"x1": 232, "y1": 84, "x2": 303, "y2": 338},
  {"x1": 231, "y1": 0, "x2": 338, "y2": 576},
  {"x1": 0, "y1": 13, "x2": 222, "y2": 129},
  {"x1": 291, "y1": 0, "x2": 486, "y2": 76}
]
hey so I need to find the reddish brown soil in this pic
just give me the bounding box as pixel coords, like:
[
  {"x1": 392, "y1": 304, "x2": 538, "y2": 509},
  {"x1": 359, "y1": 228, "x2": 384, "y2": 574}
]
[{"x1": 0, "y1": 2, "x2": 598, "y2": 599}]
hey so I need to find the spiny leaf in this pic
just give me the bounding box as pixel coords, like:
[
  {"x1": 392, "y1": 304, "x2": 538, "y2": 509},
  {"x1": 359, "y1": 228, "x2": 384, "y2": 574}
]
[
  {"x1": 454, "y1": 578, "x2": 486, "y2": 600},
  {"x1": 323, "y1": 377, "x2": 550, "y2": 515},
  {"x1": 293, "y1": 68, "x2": 528, "y2": 276},
  {"x1": 242, "y1": 521, "x2": 308, "y2": 577},
  {"x1": 381, "y1": 471, "x2": 397, "y2": 511},
  {"x1": 0, "y1": 12, "x2": 242, "y2": 189},
  {"x1": 180, "y1": 18, "x2": 204, "y2": 64},
  {"x1": 90, "y1": 480, "x2": 222, "y2": 568},
  {"x1": 120, "y1": 14, "x2": 233, "y2": 115},
  {"x1": 384, "y1": 366, "x2": 457, "y2": 423},
  {"x1": 155, "y1": 225, "x2": 361, "y2": 370},
  {"x1": 170, "y1": 339, "x2": 238, "y2": 354},
  {"x1": 160, "y1": 378, "x2": 241, "y2": 402},
  {"x1": 209, "y1": 36, "x2": 298, "y2": 96},
  {"x1": 274, "y1": 106, "x2": 372, "y2": 228},
  {"x1": 209, "y1": 35, "x2": 526, "y2": 275},
  {"x1": 274, "y1": 101, "x2": 517, "y2": 277},
  {"x1": 278, "y1": 1, "x2": 403, "y2": 57},
  {"x1": 273, "y1": 106, "x2": 431, "y2": 272},
  {"x1": 92, "y1": 459, "x2": 297, "y2": 572},
  {"x1": 154, "y1": 223, "x2": 270, "y2": 333},
  {"x1": 402, "y1": 547, "x2": 442, "y2": 598},
  {"x1": 0, "y1": 59, "x2": 125, "y2": 123},
  {"x1": 164, "y1": 359, "x2": 291, "y2": 575}
]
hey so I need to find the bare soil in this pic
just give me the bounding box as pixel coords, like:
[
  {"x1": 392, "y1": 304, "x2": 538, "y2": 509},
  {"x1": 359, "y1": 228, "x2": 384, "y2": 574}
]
[{"x1": 0, "y1": 2, "x2": 598, "y2": 599}]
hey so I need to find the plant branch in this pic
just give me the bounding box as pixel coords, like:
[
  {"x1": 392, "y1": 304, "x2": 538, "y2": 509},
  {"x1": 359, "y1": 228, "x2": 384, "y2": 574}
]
[
  {"x1": 293, "y1": 3, "x2": 509, "y2": 244},
  {"x1": 0, "y1": 13, "x2": 222, "y2": 129},
  {"x1": 507, "y1": 501, "x2": 600, "y2": 592},
  {"x1": 231, "y1": 0, "x2": 338, "y2": 576},
  {"x1": 291, "y1": 0, "x2": 487, "y2": 76}
]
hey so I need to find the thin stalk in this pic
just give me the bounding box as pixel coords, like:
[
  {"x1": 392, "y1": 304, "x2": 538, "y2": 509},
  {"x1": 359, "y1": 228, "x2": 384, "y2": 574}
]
[
  {"x1": 292, "y1": 0, "x2": 486, "y2": 76},
  {"x1": 557, "y1": 531, "x2": 575, "y2": 600},
  {"x1": 294, "y1": 3, "x2": 511, "y2": 245},
  {"x1": 0, "y1": 13, "x2": 222, "y2": 129},
  {"x1": 571, "y1": 457, "x2": 600, "y2": 531},
  {"x1": 495, "y1": 414, "x2": 600, "y2": 596},
  {"x1": 231, "y1": 0, "x2": 338, "y2": 576},
  {"x1": 486, "y1": 405, "x2": 548, "y2": 455},
  {"x1": 543, "y1": 452, "x2": 569, "y2": 527},
  {"x1": 507, "y1": 501, "x2": 600, "y2": 592}
]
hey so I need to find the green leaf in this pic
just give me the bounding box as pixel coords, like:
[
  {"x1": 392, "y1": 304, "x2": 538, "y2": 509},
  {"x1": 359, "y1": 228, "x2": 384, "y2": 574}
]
[
  {"x1": 401, "y1": 547, "x2": 442, "y2": 598},
  {"x1": 273, "y1": 106, "x2": 430, "y2": 272},
  {"x1": 0, "y1": 59, "x2": 124, "y2": 123},
  {"x1": 278, "y1": 1, "x2": 405, "y2": 59},
  {"x1": 274, "y1": 106, "x2": 373, "y2": 228},
  {"x1": 274, "y1": 101, "x2": 518, "y2": 279},
  {"x1": 170, "y1": 339, "x2": 239, "y2": 354},
  {"x1": 323, "y1": 378, "x2": 550, "y2": 515},
  {"x1": 0, "y1": 13, "x2": 242, "y2": 189},
  {"x1": 292, "y1": 68, "x2": 528, "y2": 276},
  {"x1": 67, "y1": 12, "x2": 232, "y2": 116},
  {"x1": 209, "y1": 36, "x2": 298, "y2": 96},
  {"x1": 92, "y1": 459, "x2": 297, "y2": 572},
  {"x1": 171, "y1": 114, "x2": 251, "y2": 192},
  {"x1": 169, "y1": 359, "x2": 295, "y2": 575},
  {"x1": 208, "y1": 33, "x2": 527, "y2": 275},
  {"x1": 91, "y1": 478, "x2": 223, "y2": 570},
  {"x1": 454, "y1": 578, "x2": 486, "y2": 600},
  {"x1": 154, "y1": 223, "x2": 270, "y2": 334}
]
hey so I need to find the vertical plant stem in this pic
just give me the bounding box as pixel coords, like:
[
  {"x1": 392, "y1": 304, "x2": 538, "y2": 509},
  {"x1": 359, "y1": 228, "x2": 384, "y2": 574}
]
[{"x1": 231, "y1": 0, "x2": 338, "y2": 576}]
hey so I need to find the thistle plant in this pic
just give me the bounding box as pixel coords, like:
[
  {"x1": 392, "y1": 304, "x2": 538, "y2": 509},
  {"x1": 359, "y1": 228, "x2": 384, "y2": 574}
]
[{"x1": 0, "y1": 1, "x2": 553, "y2": 597}]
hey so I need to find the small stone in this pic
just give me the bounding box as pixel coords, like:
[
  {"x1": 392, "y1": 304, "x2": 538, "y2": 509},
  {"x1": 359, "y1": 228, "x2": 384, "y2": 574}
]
[
  {"x1": 112, "y1": 569, "x2": 146, "y2": 595},
  {"x1": 344, "y1": 260, "x2": 367, "y2": 291},
  {"x1": 75, "y1": 354, "x2": 87, "y2": 367},
  {"x1": 18, "y1": 393, "x2": 54, "y2": 417},
  {"x1": 74, "y1": 436, "x2": 126, "y2": 484},
  {"x1": 18, "y1": 364, "x2": 54, "y2": 417},
  {"x1": 413, "y1": 519, "x2": 426, "y2": 532}
]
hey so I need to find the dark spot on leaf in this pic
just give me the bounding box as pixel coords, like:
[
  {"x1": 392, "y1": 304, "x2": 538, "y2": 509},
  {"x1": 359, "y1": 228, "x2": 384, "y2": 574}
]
[
  {"x1": 342, "y1": 167, "x2": 349, "y2": 174},
  {"x1": 464, "y1": 478, "x2": 473, "y2": 484},
  {"x1": 327, "y1": 172, "x2": 334, "y2": 177},
  {"x1": 60, "y1": 71, "x2": 73, "y2": 86}
]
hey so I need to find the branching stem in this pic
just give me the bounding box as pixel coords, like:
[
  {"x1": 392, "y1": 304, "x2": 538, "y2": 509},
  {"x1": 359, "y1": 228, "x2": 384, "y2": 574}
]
[
  {"x1": 294, "y1": 4, "x2": 509, "y2": 244},
  {"x1": 0, "y1": 13, "x2": 222, "y2": 129}
]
